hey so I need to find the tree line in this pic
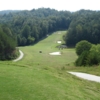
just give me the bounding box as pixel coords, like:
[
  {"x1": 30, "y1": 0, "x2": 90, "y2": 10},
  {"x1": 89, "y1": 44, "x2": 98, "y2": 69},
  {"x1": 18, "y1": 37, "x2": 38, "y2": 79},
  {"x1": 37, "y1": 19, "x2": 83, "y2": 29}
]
[
  {"x1": 0, "y1": 8, "x2": 71, "y2": 46},
  {"x1": 1, "y1": 9, "x2": 100, "y2": 47},
  {"x1": 0, "y1": 8, "x2": 100, "y2": 60},
  {"x1": 64, "y1": 10, "x2": 100, "y2": 46}
]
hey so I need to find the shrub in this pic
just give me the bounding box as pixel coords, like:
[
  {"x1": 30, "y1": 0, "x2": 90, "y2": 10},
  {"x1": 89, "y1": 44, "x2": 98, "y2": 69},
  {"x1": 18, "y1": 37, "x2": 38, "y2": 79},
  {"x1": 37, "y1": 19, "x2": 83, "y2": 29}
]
[
  {"x1": 75, "y1": 40, "x2": 92, "y2": 56},
  {"x1": 75, "y1": 44, "x2": 100, "y2": 66},
  {"x1": 86, "y1": 45, "x2": 100, "y2": 65},
  {"x1": 75, "y1": 51, "x2": 89, "y2": 66},
  {"x1": 86, "y1": 51, "x2": 100, "y2": 65}
]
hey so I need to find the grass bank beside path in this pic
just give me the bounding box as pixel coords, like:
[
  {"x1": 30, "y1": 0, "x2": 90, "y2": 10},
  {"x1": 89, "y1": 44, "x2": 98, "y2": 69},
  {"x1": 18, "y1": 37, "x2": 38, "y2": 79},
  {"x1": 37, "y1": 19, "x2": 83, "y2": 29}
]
[{"x1": 0, "y1": 31, "x2": 100, "y2": 100}]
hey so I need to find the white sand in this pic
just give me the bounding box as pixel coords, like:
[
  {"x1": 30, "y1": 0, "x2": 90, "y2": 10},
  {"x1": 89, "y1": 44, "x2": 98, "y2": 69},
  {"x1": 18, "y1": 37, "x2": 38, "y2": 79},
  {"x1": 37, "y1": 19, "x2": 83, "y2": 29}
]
[
  {"x1": 57, "y1": 41, "x2": 62, "y2": 44},
  {"x1": 49, "y1": 52, "x2": 61, "y2": 55},
  {"x1": 68, "y1": 72, "x2": 100, "y2": 83},
  {"x1": 13, "y1": 50, "x2": 24, "y2": 62},
  {"x1": 58, "y1": 32, "x2": 61, "y2": 34}
]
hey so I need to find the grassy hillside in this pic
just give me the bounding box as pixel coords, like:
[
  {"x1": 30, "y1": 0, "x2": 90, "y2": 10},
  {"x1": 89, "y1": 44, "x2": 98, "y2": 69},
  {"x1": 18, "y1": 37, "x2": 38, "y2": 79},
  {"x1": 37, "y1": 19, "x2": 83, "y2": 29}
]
[{"x1": 0, "y1": 31, "x2": 100, "y2": 100}]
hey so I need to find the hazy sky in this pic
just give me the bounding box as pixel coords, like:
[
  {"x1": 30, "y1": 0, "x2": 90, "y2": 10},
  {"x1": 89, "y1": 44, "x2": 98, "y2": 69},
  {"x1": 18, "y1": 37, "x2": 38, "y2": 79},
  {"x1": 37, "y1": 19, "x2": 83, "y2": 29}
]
[{"x1": 0, "y1": 0, "x2": 100, "y2": 11}]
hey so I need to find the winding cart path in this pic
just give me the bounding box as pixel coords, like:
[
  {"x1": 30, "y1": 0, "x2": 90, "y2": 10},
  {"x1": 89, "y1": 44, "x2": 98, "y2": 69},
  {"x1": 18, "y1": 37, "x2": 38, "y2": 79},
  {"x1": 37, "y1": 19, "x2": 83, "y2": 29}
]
[{"x1": 13, "y1": 50, "x2": 24, "y2": 62}]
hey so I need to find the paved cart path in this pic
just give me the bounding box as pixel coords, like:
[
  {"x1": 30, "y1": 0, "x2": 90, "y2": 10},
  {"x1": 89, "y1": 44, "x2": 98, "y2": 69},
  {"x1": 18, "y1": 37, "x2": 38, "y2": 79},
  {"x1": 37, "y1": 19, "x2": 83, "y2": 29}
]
[
  {"x1": 13, "y1": 50, "x2": 24, "y2": 62},
  {"x1": 68, "y1": 72, "x2": 100, "y2": 83}
]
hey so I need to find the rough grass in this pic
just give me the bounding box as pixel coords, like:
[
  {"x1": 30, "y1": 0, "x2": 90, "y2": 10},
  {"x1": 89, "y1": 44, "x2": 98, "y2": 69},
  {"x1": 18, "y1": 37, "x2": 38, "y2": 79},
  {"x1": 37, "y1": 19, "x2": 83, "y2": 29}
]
[{"x1": 0, "y1": 31, "x2": 100, "y2": 100}]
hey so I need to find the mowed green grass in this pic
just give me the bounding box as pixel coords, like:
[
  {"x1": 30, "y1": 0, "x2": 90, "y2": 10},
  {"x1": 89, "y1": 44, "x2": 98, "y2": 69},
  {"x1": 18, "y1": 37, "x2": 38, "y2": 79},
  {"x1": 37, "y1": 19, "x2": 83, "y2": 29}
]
[
  {"x1": 19, "y1": 31, "x2": 77, "y2": 69},
  {"x1": 0, "y1": 31, "x2": 100, "y2": 100}
]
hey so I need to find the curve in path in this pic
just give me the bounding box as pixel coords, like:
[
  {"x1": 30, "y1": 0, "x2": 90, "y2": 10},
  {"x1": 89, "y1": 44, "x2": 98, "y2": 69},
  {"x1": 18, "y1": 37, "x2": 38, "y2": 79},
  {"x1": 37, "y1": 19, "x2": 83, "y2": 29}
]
[
  {"x1": 68, "y1": 72, "x2": 100, "y2": 83},
  {"x1": 13, "y1": 50, "x2": 24, "y2": 62}
]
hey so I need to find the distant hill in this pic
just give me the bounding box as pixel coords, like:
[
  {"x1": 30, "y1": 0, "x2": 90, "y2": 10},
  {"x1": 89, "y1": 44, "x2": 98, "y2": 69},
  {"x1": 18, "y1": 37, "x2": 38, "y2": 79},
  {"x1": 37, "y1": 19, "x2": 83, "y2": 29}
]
[{"x1": 0, "y1": 10, "x2": 20, "y2": 15}]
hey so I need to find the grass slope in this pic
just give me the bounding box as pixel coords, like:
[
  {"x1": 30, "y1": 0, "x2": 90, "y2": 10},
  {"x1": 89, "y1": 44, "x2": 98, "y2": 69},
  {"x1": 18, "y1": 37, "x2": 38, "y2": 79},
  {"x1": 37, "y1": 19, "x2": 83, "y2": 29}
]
[{"x1": 0, "y1": 31, "x2": 100, "y2": 100}]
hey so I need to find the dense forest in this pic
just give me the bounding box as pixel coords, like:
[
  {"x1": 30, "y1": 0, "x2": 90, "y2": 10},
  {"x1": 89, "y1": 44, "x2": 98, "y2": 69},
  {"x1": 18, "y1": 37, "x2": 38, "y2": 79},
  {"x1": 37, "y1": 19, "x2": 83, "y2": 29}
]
[
  {"x1": 0, "y1": 8, "x2": 71, "y2": 46},
  {"x1": 64, "y1": 10, "x2": 100, "y2": 46},
  {"x1": 0, "y1": 8, "x2": 100, "y2": 60}
]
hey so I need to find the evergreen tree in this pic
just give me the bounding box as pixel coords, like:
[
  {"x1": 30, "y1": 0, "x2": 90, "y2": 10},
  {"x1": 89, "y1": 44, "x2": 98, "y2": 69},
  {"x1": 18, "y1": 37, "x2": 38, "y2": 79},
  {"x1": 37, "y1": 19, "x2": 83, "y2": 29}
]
[{"x1": 0, "y1": 26, "x2": 17, "y2": 60}]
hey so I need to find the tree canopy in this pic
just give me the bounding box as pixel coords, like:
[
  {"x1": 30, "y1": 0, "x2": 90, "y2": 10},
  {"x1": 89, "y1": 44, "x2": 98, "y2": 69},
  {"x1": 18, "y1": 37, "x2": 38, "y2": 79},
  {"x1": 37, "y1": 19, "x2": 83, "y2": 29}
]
[
  {"x1": 0, "y1": 25, "x2": 17, "y2": 60},
  {"x1": 75, "y1": 40, "x2": 92, "y2": 56},
  {"x1": 1, "y1": 9, "x2": 100, "y2": 46},
  {"x1": 75, "y1": 41, "x2": 100, "y2": 66},
  {"x1": 0, "y1": 8, "x2": 71, "y2": 46},
  {"x1": 64, "y1": 10, "x2": 100, "y2": 46}
]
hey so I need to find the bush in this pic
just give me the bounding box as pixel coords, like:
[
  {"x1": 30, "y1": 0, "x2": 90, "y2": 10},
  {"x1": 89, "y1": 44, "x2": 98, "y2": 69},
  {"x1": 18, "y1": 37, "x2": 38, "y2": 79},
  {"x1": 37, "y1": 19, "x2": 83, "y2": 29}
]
[
  {"x1": 86, "y1": 45, "x2": 100, "y2": 65},
  {"x1": 86, "y1": 51, "x2": 100, "y2": 65},
  {"x1": 75, "y1": 43, "x2": 100, "y2": 66},
  {"x1": 75, "y1": 40, "x2": 92, "y2": 56},
  {"x1": 75, "y1": 51, "x2": 89, "y2": 66}
]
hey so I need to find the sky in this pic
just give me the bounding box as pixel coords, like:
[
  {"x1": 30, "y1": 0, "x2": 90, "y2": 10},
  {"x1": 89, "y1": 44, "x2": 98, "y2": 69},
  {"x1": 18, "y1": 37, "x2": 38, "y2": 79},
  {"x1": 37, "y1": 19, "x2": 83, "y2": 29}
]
[{"x1": 0, "y1": 0, "x2": 100, "y2": 12}]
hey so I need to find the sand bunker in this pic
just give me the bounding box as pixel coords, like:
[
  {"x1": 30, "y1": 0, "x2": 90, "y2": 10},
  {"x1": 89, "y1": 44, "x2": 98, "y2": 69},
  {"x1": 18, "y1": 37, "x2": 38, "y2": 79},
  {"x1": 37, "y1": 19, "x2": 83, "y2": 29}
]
[
  {"x1": 58, "y1": 32, "x2": 61, "y2": 34},
  {"x1": 57, "y1": 41, "x2": 62, "y2": 44},
  {"x1": 49, "y1": 52, "x2": 61, "y2": 55}
]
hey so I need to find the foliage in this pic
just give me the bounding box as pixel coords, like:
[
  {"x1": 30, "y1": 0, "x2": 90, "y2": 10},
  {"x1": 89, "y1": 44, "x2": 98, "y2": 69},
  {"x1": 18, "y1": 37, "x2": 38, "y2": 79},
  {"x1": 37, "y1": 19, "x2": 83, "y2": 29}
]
[
  {"x1": 1, "y1": 8, "x2": 100, "y2": 62},
  {"x1": 0, "y1": 8, "x2": 71, "y2": 46},
  {"x1": 1, "y1": 9, "x2": 100, "y2": 47},
  {"x1": 64, "y1": 10, "x2": 100, "y2": 46},
  {"x1": 75, "y1": 41, "x2": 100, "y2": 66},
  {"x1": 75, "y1": 40, "x2": 92, "y2": 56},
  {"x1": 0, "y1": 25, "x2": 17, "y2": 60},
  {"x1": 75, "y1": 51, "x2": 89, "y2": 66},
  {"x1": 86, "y1": 45, "x2": 100, "y2": 65}
]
